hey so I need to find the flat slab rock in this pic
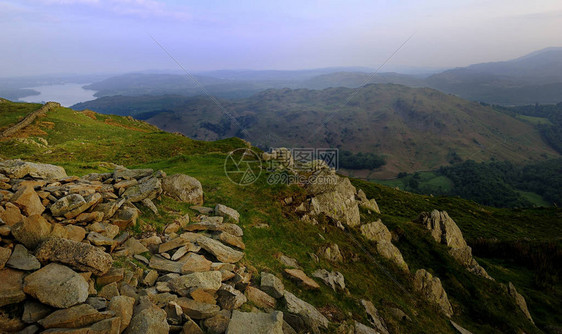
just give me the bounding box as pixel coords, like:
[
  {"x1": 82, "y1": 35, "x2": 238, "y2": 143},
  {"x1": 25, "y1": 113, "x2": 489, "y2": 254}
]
[
  {"x1": 35, "y1": 237, "x2": 113, "y2": 276},
  {"x1": 23, "y1": 263, "x2": 89, "y2": 308},
  {"x1": 284, "y1": 269, "x2": 320, "y2": 290},
  {"x1": 227, "y1": 310, "x2": 284, "y2": 334}
]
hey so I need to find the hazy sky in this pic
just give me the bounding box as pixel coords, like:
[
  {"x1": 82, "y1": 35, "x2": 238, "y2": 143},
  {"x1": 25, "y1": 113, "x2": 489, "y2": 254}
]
[{"x1": 1, "y1": 0, "x2": 561, "y2": 76}]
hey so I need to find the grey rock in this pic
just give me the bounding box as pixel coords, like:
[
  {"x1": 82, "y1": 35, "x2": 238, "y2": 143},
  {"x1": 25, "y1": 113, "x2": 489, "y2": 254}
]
[
  {"x1": 413, "y1": 269, "x2": 453, "y2": 317},
  {"x1": 227, "y1": 310, "x2": 284, "y2": 334},
  {"x1": 124, "y1": 305, "x2": 169, "y2": 334},
  {"x1": 162, "y1": 174, "x2": 204, "y2": 205},
  {"x1": 7, "y1": 244, "x2": 41, "y2": 271},
  {"x1": 214, "y1": 204, "x2": 240, "y2": 222},
  {"x1": 23, "y1": 263, "x2": 89, "y2": 308},
  {"x1": 283, "y1": 291, "x2": 328, "y2": 333},
  {"x1": 261, "y1": 272, "x2": 285, "y2": 298},
  {"x1": 35, "y1": 237, "x2": 113, "y2": 276}
]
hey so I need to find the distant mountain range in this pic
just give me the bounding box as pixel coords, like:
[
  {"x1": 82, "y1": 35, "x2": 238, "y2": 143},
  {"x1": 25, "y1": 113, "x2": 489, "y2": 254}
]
[
  {"x1": 75, "y1": 47, "x2": 562, "y2": 105},
  {"x1": 73, "y1": 84, "x2": 558, "y2": 178}
]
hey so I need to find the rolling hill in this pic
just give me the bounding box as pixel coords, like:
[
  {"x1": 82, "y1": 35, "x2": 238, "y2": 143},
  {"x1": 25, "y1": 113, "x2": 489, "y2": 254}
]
[
  {"x1": 73, "y1": 84, "x2": 559, "y2": 178},
  {"x1": 0, "y1": 99, "x2": 560, "y2": 333},
  {"x1": 427, "y1": 47, "x2": 562, "y2": 105}
]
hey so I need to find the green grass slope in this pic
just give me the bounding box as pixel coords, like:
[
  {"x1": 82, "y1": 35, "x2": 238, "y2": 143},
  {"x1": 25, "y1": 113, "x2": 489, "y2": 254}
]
[
  {"x1": 0, "y1": 100, "x2": 560, "y2": 333},
  {"x1": 73, "y1": 84, "x2": 559, "y2": 178}
]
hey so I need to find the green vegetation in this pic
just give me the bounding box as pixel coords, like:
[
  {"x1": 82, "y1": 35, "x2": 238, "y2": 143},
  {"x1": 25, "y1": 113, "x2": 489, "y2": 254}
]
[
  {"x1": 503, "y1": 102, "x2": 562, "y2": 154},
  {"x1": 73, "y1": 84, "x2": 558, "y2": 177},
  {"x1": 339, "y1": 150, "x2": 385, "y2": 170},
  {"x1": 1, "y1": 100, "x2": 561, "y2": 333}
]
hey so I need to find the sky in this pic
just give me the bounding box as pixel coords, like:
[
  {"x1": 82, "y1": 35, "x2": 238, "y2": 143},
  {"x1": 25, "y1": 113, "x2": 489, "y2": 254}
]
[{"x1": 1, "y1": 0, "x2": 561, "y2": 76}]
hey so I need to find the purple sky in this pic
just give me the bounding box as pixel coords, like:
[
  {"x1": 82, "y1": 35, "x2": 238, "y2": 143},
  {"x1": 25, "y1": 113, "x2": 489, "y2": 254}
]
[{"x1": 1, "y1": 0, "x2": 561, "y2": 76}]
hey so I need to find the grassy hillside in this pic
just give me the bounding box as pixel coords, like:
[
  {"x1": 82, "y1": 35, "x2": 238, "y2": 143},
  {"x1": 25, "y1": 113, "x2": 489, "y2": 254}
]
[
  {"x1": 74, "y1": 84, "x2": 559, "y2": 178},
  {"x1": 1, "y1": 100, "x2": 561, "y2": 333}
]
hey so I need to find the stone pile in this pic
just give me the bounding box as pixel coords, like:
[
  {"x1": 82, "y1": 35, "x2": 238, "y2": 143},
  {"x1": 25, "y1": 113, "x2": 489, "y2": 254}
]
[{"x1": 0, "y1": 159, "x2": 359, "y2": 334}]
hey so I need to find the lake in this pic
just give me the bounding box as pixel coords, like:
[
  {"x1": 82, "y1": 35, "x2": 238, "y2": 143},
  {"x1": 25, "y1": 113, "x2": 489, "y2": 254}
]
[{"x1": 19, "y1": 83, "x2": 97, "y2": 107}]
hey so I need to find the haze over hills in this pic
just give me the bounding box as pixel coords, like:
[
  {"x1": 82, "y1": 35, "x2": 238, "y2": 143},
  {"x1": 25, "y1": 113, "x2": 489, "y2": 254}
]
[
  {"x1": 73, "y1": 84, "x2": 559, "y2": 178},
  {"x1": 70, "y1": 47, "x2": 562, "y2": 105},
  {"x1": 426, "y1": 47, "x2": 562, "y2": 105}
]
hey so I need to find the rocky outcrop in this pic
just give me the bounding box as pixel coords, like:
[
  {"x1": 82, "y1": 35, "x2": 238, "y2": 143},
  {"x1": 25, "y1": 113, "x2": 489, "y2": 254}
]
[
  {"x1": 360, "y1": 220, "x2": 409, "y2": 272},
  {"x1": 312, "y1": 269, "x2": 345, "y2": 291},
  {"x1": 361, "y1": 299, "x2": 389, "y2": 334},
  {"x1": 356, "y1": 189, "x2": 381, "y2": 214},
  {"x1": 284, "y1": 291, "x2": 329, "y2": 333},
  {"x1": 507, "y1": 282, "x2": 534, "y2": 324},
  {"x1": 415, "y1": 210, "x2": 492, "y2": 279},
  {"x1": 413, "y1": 269, "x2": 453, "y2": 317},
  {"x1": 301, "y1": 169, "x2": 361, "y2": 228}
]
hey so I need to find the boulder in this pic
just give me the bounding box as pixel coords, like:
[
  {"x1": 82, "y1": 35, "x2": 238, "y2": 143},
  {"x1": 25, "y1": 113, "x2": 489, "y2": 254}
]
[
  {"x1": 261, "y1": 272, "x2": 285, "y2": 298},
  {"x1": 122, "y1": 177, "x2": 161, "y2": 203},
  {"x1": 202, "y1": 310, "x2": 231, "y2": 334},
  {"x1": 415, "y1": 211, "x2": 491, "y2": 279},
  {"x1": 23, "y1": 263, "x2": 89, "y2": 308},
  {"x1": 162, "y1": 174, "x2": 204, "y2": 205},
  {"x1": 11, "y1": 185, "x2": 44, "y2": 216},
  {"x1": 450, "y1": 320, "x2": 473, "y2": 334},
  {"x1": 360, "y1": 220, "x2": 409, "y2": 272},
  {"x1": 284, "y1": 291, "x2": 329, "y2": 333},
  {"x1": 214, "y1": 232, "x2": 245, "y2": 250},
  {"x1": 354, "y1": 321, "x2": 379, "y2": 334},
  {"x1": 50, "y1": 193, "x2": 100, "y2": 219},
  {"x1": 216, "y1": 284, "x2": 247, "y2": 310},
  {"x1": 0, "y1": 159, "x2": 67, "y2": 180},
  {"x1": 170, "y1": 271, "x2": 222, "y2": 296},
  {"x1": 197, "y1": 235, "x2": 244, "y2": 263},
  {"x1": 317, "y1": 243, "x2": 343, "y2": 262},
  {"x1": 124, "y1": 306, "x2": 169, "y2": 334},
  {"x1": 413, "y1": 269, "x2": 453, "y2": 317},
  {"x1": 311, "y1": 269, "x2": 345, "y2": 291},
  {"x1": 227, "y1": 310, "x2": 284, "y2": 334},
  {"x1": 0, "y1": 268, "x2": 26, "y2": 307},
  {"x1": 245, "y1": 286, "x2": 276, "y2": 309},
  {"x1": 214, "y1": 204, "x2": 239, "y2": 222},
  {"x1": 182, "y1": 317, "x2": 204, "y2": 334},
  {"x1": 111, "y1": 206, "x2": 139, "y2": 231},
  {"x1": 6, "y1": 244, "x2": 41, "y2": 271},
  {"x1": 176, "y1": 298, "x2": 221, "y2": 319},
  {"x1": 108, "y1": 296, "x2": 135, "y2": 333},
  {"x1": 178, "y1": 253, "x2": 212, "y2": 274},
  {"x1": 38, "y1": 303, "x2": 110, "y2": 329},
  {"x1": 35, "y1": 237, "x2": 113, "y2": 276},
  {"x1": 360, "y1": 220, "x2": 391, "y2": 243},
  {"x1": 357, "y1": 189, "x2": 380, "y2": 214},
  {"x1": 507, "y1": 282, "x2": 534, "y2": 324},
  {"x1": 114, "y1": 167, "x2": 153, "y2": 180},
  {"x1": 22, "y1": 300, "x2": 53, "y2": 324},
  {"x1": 0, "y1": 247, "x2": 11, "y2": 269},
  {"x1": 360, "y1": 300, "x2": 389, "y2": 334},
  {"x1": 149, "y1": 255, "x2": 184, "y2": 274},
  {"x1": 185, "y1": 222, "x2": 243, "y2": 237},
  {"x1": 284, "y1": 269, "x2": 320, "y2": 290},
  {"x1": 375, "y1": 241, "x2": 409, "y2": 272},
  {"x1": 306, "y1": 173, "x2": 360, "y2": 227},
  {"x1": 11, "y1": 214, "x2": 52, "y2": 249},
  {"x1": 0, "y1": 202, "x2": 23, "y2": 226}
]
